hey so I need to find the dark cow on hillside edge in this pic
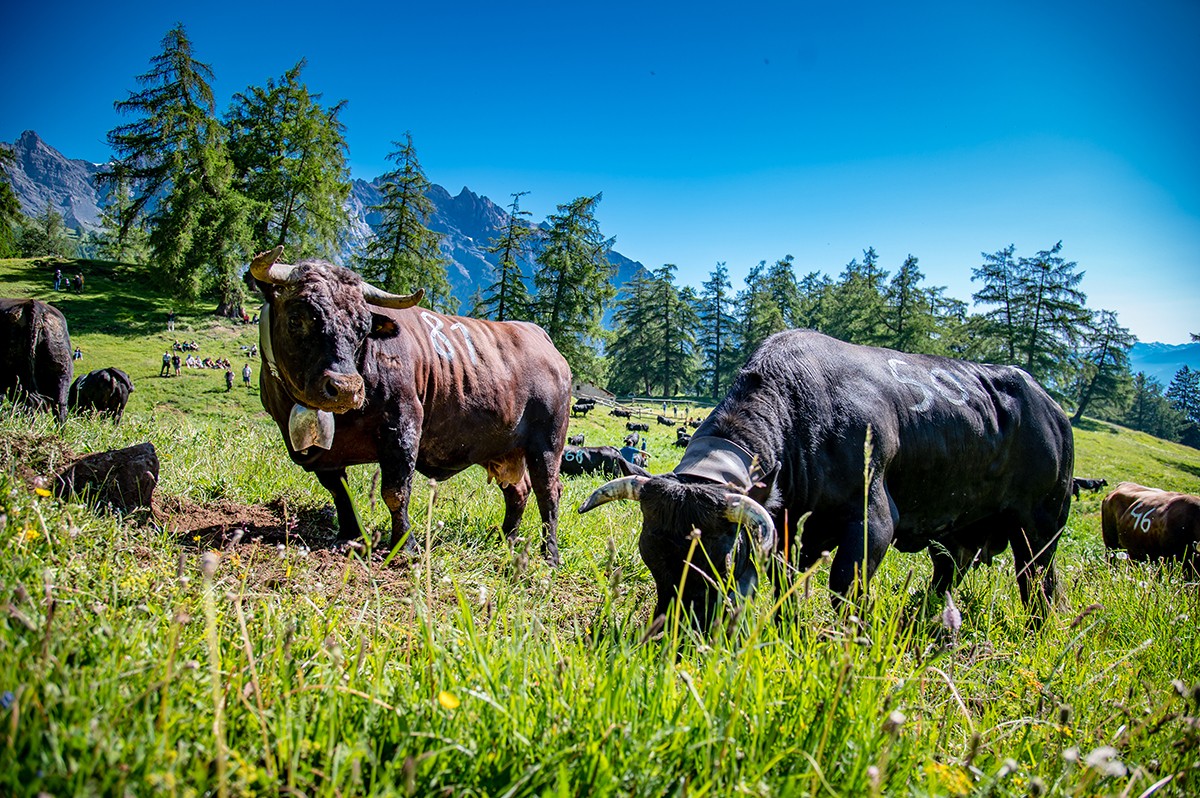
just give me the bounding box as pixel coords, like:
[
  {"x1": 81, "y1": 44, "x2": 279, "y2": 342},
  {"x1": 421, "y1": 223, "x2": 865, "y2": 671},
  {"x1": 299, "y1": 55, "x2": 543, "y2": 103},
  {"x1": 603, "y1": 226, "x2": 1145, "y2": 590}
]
[
  {"x1": 1071, "y1": 477, "x2": 1108, "y2": 499},
  {"x1": 572, "y1": 401, "x2": 596, "y2": 417},
  {"x1": 610, "y1": 408, "x2": 632, "y2": 418},
  {"x1": 656, "y1": 414, "x2": 675, "y2": 426},
  {"x1": 627, "y1": 422, "x2": 650, "y2": 432},
  {"x1": 1101, "y1": 482, "x2": 1200, "y2": 569},
  {"x1": 0, "y1": 298, "x2": 73, "y2": 423},
  {"x1": 568, "y1": 433, "x2": 585, "y2": 446},
  {"x1": 249, "y1": 248, "x2": 573, "y2": 563},
  {"x1": 580, "y1": 329, "x2": 1074, "y2": 629},
  {"x1": 561, "y1": 445, "x2": 650, "y2": 479},
  {"x1": 69, "y1": 367, "x2": 134, "y2": 424}
]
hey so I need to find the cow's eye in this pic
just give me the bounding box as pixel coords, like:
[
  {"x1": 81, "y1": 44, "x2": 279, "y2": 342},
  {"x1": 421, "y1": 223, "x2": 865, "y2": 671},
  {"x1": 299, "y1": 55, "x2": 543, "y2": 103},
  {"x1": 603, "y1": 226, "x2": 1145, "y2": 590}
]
[{"x1": 287, "y1": 311, "x2": 308, "y2": 333}]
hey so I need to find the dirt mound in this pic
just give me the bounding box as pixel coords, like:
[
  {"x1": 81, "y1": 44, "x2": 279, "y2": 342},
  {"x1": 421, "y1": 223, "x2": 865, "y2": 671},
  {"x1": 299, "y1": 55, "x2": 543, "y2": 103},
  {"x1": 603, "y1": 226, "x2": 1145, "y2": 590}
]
[{"x1": 153, "y1": 494, "x2": 341, "y2": 549}]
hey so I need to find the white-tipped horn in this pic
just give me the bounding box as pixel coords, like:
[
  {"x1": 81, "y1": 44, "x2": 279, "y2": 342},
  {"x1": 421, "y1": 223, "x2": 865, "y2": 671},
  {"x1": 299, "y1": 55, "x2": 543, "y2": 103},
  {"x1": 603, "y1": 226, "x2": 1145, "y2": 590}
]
[
  {"x1": 361, "y1": 282, "x2": 425, "y2": 309},
  {"x1": 724, "y1": 494, "x2": 776, "y2": 556},
  {"x1": 578, "y1": 475, "x2": 649, "y2": 513},
  {"x1": 249, "y1": 246, "x2": 299, "y2": 284}
]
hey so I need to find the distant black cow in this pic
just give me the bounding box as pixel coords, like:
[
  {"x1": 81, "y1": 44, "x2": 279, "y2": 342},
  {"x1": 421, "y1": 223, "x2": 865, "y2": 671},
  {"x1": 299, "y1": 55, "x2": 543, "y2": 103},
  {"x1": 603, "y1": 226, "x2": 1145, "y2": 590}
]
[
  {"x1": 656, "y1": 414, "x2": 675, "y2": 426},
  {"x1": 673, "y1": 433, "x2": 692, "y2": 448},
  {"x1": 581, "y1": 329, "x2": 1073, "y2": 630},
  {"x1": 688, "y1": 418, "x2": 702, "y2": 429},
  {"x1": 624, "y1": 432, "x2": 640, "y2": 447},
  {"x1": 627, "y1": 422, "x2": 650, "y2": 432},
  {"x1": 610, "y1": 408, "x2": 632, "y2": 418},
  {"x1": 568, "y1": 433, "x2": 585, "y2": 446},
  {"x1": 572, "y1": 401, "x2": 596, "y2": 417},
  {"x1": 0, "y1": 298, "x2": 73, "y2": 422},
  {"x1": 69, "y1": 367, "x2": 134, "y2": 425},
  {"x1": 1071, "y1": 477, "x2": 1108, "y2": 499},
  {"x1": 561, "y1": 445, "x2": 650, "y2": 479}
]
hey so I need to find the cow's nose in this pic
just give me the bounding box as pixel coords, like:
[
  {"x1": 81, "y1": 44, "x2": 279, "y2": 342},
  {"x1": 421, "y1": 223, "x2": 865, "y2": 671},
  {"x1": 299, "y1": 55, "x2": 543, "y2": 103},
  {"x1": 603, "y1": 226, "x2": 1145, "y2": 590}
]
[{"x1": 319, "y1": 371, "x2": 362, "y2": 402}]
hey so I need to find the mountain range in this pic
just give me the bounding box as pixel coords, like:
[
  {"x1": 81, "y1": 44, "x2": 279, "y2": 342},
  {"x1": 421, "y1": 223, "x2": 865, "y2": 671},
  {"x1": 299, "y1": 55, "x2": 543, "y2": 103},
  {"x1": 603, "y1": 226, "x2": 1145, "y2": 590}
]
[{"x1": 1, "y1": 129, "x2": 645, "y2": 312}]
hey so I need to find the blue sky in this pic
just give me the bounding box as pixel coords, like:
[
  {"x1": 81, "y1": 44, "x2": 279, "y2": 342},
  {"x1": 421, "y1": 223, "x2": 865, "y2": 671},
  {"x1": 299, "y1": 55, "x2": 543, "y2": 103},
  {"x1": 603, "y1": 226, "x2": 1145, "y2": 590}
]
[{"x1": 3, "y1": 0, "x2": 1198, "y2": 343}]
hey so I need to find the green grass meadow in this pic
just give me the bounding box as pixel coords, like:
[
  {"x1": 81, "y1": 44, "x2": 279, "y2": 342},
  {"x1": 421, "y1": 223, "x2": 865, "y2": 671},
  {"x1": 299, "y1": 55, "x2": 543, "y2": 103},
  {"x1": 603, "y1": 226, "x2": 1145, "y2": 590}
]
[{"x1": 2, "y1": 258, "x2": 1199, "y2": 797}]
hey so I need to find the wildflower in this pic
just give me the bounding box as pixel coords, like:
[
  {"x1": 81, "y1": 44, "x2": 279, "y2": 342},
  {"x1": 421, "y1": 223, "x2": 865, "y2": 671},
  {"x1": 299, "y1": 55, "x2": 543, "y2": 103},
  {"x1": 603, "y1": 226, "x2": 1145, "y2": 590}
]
[
  {"x1": 1083, "y1": 746, "x2": 1126, "y2": 778},
  {"x1": 883, "y1": 710, "x2": 906, "y2": 735},
  {"x1": 200, "y1": 551, "x2": 220, "y2": 579},
  {"x1": 34, "y1": 487, "x2": 51, "y2": 498},
  {"x1": 942, "y1": 592, "x2": 961, "y2": 634},
  {"x1": 437, "y1": 690, "x2": 460, "y2": 710}
]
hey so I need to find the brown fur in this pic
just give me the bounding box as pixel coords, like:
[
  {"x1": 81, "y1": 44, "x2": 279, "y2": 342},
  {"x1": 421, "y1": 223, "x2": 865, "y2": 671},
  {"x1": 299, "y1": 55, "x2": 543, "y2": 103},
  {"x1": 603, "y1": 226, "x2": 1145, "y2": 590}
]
[{"x1": 1102, "y1": 481, "x2": 1200, "y2": 566}]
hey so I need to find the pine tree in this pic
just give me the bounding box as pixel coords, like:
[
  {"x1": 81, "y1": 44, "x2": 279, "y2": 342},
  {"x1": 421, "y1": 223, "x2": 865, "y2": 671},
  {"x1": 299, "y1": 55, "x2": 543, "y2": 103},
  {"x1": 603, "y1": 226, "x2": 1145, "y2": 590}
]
[
  {"x1": 652, "y1": 264, "x2": 697, "y2": 396},
  {"x1": 826, "y1": 247, "x2": 888, "y2": 345},
  {"x1": 475, "y1": 192, "x2": 535, "y2": 320},
  {"x1": 794, "y1": 270, "x2": 834, "y2": 332},
  {"x1": 358, "y1": 132, "x2": 453, "y2": 310},
  {"x1": 697, "y1": 262, "x2": 740, "y2": 398},
  {"x1": 971, "y1": 244, "x2": 1022, "y2": 362},
  {"x1": 607, "y1": 268, "x2": 660, "y2": 395},
  {"x1": 1069, "y1": 309, "x2": 1135, "y2": 424},
  {"x1": 95, "y1": 173, "x2": 149, "y2": 263},
  {"x1": 1015, "y1": 242, "x2": 1089, "y2": 385},
  {"x1": 0, "y1": 143, "x2": 22, "y2": 258},
  {"x1": 1125, "y1": 372, "x2": 1182, "y2": 441},
  {"x1": 226, "y1": 60, "x2": 351, "y2": 258},
  {"x1": 100, "y1": 24, "x2": 252, "y2": 312},
  {"x1": 1166, "y1": 366, "x2": 1200, "y2": 424},
  {"x1": 882, "y1": 254, "x2": 935, "y2": 352},
  {"x1": 532, "y1": 193, "x2": 616, "y2": 382},
  {"x1": 738, "y1": 260, "x2": 787, "y2": 358}
]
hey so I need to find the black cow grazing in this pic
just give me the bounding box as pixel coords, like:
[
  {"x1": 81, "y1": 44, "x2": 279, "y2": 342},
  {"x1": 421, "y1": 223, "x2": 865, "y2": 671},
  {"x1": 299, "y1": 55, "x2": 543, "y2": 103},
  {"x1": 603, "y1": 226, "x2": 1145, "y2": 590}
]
[
  {"x1": 1071, "y1": 477, "x2": 1108, "y2": 499},
  {"x1": 624, "y1": 432, "x2": 640, "y2": 447},
  {"x1": 627, "y1": 422, "x2": 650, "y2": 432},
  {"x1": 610, "y1": 408, "x2": 632, "y2": 418},
  {"x1": 561, "y1": 445, "x2": 650, "y2": 479},
  {"x1": 69, "y1": 367, "x2": 134, "y2": 424},
  {"x1": 656, "y1": 414, "x2": 675, "y2": 426},
  {"x1": 688, "y1": 418, "x2": 702, "y2": 429},
  {"x1": 673, "y1": 432, "x2": 692, "y2": 448},
  {"x1": 580, "y1": 329, "x2": 1073, "y2": 629},
  {"x1": 568, "y1": 433, "x2": 586, "y2": 446},
  {"x1": 572, "y1": 401, "x2": 596, "y2": 417},
  {"x1": 0, "y1": 298, "x2": 73, "y2": 423},
  {"x1": 248, "y1": 247, "x2": 573, "y2": 563}
]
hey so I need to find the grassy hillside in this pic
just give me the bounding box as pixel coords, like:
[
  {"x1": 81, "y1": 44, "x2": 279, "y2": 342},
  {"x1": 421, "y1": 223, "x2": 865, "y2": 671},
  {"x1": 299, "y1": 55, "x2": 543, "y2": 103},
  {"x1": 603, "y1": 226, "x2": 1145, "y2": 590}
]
[{"x1": 1, "y1": 257, "x2": 1199, "y2": 797}]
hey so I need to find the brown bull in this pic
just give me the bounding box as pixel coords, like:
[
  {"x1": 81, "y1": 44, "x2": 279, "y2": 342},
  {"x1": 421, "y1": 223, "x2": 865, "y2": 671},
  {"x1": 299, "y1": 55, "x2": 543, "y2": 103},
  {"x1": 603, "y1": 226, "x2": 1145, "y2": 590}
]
[
  {"x1": 249, "y1": 247, "x2": 573, "y2": 563},
  {"x1": 1101, "y1": 481, "x2": 1200, "y2": 568}
]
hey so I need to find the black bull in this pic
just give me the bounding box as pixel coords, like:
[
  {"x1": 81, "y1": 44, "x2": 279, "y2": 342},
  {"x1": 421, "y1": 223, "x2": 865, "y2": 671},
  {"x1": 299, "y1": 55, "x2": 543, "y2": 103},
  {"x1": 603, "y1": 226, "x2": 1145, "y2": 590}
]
[
  {"x1": 581, "y1": 329, "x2": 1073, "y2": 628},
  {"x1": 560, "y1": 445, "x2": 650, "y2": 479},
  {"x1": 249, "y1": 248, "x2": 573, "y2": 563},
  {"x1": 0, "y1": 297, "x2": 73, "y2": 423},
  {"x1": 69, "y1": 367, "x2": 134, "y2": 424}
]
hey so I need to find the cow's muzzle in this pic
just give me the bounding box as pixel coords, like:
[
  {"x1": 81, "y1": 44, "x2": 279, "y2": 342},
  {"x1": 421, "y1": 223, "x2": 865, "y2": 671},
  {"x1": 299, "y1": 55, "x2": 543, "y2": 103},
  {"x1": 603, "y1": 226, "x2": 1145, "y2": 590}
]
[{"x1": 312, "y1": 370, "x2": 365, "y2": 413}]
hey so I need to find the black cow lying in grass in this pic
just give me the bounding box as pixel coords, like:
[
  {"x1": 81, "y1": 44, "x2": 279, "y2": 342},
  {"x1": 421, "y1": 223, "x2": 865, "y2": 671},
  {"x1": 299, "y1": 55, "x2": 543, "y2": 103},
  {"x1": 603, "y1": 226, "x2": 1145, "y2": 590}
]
[
  {"x1": 581, "y1": 329, "x2": 1074, "y2": 630},
  {"x1": 560, "y1": 445, "x2": 649, "y2": 479}
]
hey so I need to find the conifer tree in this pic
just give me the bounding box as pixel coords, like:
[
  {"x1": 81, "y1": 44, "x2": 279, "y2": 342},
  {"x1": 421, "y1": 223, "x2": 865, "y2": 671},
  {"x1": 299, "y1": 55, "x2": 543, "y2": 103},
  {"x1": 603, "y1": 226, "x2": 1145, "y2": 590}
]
[
  {"x1": 358, "y1": 132, "x2": 453, "y2": 310},
  {"x1": 826, "y1": 247, "x2": 888, "y2": 345},
  {"x1": 607, "y1": 267, "x2": 660, "y2": 395},
  {"x1": 100, "y1": 23, "x2": 252, "y2": 312},
  {"x1": 95, "y1": 174, "x2": 149, "y2": 263},
  {"x1": 738, "y1": 260, "x2": 787, "y2": 358},
  {"x1": 697, "y1": 262, "x2": 740, "y2": 398},
  {"x1": 1125, "y1": 372, "x2": 1181, "y2": 440},
  {"x1": 19, "y1": 200, "x2": 76, "y2": 258},
  {"x1": 1015, "y1": 242, "x2": 1089, "y2": 384},
  {"x1": 0, "y1": 143, "x2": 21, "y2": 258},
  {"x1": 652, "y1": 264, "x2": 697, "y2": 396},
  {"x1": 1069, "y1": 309, "x2": 1135, "y2": 424},
  {"x1": 532, "y1": 193, "x2": 615, "y2": 381},
  {"x1": 971, "y1": 244, "x2": 1022, "y2": 362},
  {"x1": 794, "y1": 270, "x2": 834, "y2": 332},
  {"x1": 226, "y1": 60, "x2": 351, "y2": 259},
  {"x1": 882, "y1": 254, "x2": 935, "y2": 352},
  {"x1": 475, "y1": 192, "x2": 535, "y2": 320}
]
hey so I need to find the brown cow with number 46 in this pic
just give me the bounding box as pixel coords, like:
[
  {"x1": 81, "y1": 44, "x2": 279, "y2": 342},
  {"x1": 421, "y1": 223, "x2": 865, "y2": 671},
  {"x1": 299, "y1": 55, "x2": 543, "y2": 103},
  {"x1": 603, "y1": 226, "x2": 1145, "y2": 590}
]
[{"x1": 1101, "y1": 481, "x2": 1200, "y2": 569}]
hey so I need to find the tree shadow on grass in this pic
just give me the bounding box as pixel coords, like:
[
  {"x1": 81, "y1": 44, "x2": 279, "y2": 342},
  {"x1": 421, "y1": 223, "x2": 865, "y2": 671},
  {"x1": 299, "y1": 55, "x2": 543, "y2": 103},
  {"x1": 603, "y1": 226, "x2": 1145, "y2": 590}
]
[
  {"x1": 1073, "y1": 418, "x2": 1120, "y2": 435},
  {"x1": 1153, "y1": 455, "x2": 1200, "y2": 481}
]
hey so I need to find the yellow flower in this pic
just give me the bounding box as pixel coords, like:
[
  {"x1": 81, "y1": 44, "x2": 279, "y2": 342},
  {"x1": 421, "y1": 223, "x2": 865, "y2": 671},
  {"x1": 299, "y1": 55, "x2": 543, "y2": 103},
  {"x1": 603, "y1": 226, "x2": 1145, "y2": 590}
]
[
  {"x1": 34, "y1": 487, "x2": 51, "y2": 497},
  {"x1": 437, "y1": 690, "x2": 461, "y2": 710}
]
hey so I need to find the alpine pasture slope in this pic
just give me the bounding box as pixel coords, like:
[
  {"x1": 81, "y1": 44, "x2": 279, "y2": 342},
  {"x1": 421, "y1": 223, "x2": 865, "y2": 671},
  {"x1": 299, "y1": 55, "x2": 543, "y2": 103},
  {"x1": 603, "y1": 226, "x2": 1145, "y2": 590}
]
[{"x1": 1, "y1": 256, "x2": 1199, "y2": 796}]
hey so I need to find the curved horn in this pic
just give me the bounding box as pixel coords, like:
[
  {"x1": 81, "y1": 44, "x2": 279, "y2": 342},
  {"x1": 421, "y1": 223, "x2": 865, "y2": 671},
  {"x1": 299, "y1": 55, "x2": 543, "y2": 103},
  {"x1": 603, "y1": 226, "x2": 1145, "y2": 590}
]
[
  {"x1": 724, "y1": 494, "x2": 776, "y2": 556},
  {"x1": 578, "y1": 475, "x2": 649, "y2": 514},
  {"x1": 249, "y1": 246, "x2": 299, "y2": 284},
  {"x1": 361, "y1": 282, "x2": 425, "y2": 309}
]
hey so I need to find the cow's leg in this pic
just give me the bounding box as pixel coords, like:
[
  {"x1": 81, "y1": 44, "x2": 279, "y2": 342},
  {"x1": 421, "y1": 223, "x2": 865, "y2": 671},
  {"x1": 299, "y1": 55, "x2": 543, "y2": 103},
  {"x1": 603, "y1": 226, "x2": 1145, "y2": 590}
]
[
  {"x1": 500, "y1": 475, "x2": 532, "y2": 544},
  {"x1": 525, "y1": 446, "x2": 564, "y2": 567},
  {"x1": 1011, "y1": 500, "x2": 1066, "y2": 626},
  {"x1": 828, "y1": 485, "x2": 897, "y2": 607},
  {"x1": 315, "y1": 468, "x2": 362, "y2": 541}
]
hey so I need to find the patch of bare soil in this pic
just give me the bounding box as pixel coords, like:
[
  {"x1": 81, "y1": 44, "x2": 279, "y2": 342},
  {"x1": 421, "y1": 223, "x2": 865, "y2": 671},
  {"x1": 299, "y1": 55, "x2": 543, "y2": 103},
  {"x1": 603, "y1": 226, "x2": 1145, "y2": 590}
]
[{"x1": 153, "y1": 494, "x2": 343, "y2": 550}]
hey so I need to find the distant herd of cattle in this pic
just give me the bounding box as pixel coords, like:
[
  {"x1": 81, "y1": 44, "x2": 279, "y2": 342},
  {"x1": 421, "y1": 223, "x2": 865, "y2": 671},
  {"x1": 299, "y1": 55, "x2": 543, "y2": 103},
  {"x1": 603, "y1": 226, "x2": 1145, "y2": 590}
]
[{"x1": 4, "y1": 252, "x2": 1198, "y2": 629}]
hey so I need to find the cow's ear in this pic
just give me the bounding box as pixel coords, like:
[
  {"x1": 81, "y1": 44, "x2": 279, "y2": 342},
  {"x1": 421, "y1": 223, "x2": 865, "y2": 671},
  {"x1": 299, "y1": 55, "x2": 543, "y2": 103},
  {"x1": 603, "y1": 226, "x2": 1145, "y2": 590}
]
[
  {"x1": 748, "y1": 461, "x2": 780, "y2": 505},
  {"x1": 370, "y1": 312, "x2": 399, "y2": 338}
]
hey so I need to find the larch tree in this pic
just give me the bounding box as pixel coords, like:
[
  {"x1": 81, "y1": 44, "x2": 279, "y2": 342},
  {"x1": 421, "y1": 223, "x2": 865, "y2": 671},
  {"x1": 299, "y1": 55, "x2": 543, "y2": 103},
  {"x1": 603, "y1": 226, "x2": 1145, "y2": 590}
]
[
  {"x1": 475, "y1": 191, "x2": 536, "y2": 321},
  {"x1": 883, "y1": 254, "x2": 936, "y2": 353},
  {"x1": 826, "y1": 247, "x2": 888, "y2": 345},
  {"x1": 607, "y1": 267, "x2": 661, "y2": 396},
  {"x1": 19, "y1": 200, "x2": 76, "y2": 258},
  {"x1": 652, "y1": 264, "x2": 697, "y2": 396},
  {"x1": 1015, "y1": 242, "x2": 1089, "y2": 387},
  {"x1": 532, "y1": 193, "x2": 616, "y2": 382},
  {"x1": 100, "y1": 23, "x2": 252, "y2": 313},
  {"x1": 358, "y1": 132, "x2": 453, "y2": 310},
  {"x1": 0, "y1": 143, "x2": 22, "y2": 257},
  {"x1": 226, "y1": 59, "x2": 351, "y2": 259},
  {"x1": 971, "y1": 244, "x2": 1022, "y2": 362}
]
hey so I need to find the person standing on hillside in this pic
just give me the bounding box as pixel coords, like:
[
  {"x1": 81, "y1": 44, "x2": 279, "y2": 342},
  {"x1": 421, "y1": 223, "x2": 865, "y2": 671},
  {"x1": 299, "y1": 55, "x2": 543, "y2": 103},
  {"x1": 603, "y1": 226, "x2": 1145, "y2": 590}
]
[
  {"x1": 242, "y1": 362, "x2": 252, "y2": 388},
  {"x1": 74, "y1": 273, "x2": 84, "y2": 293},
  {"x1": 225, "y1": 368, "x2": 234, "y2": 392},
  {"x1": 172, "y1": 353, "x2": 181, "y2": 376},
  {"x1": 167, "y1": 310, "x2": 176, "y2": 332},
  {"x1": 160, "y1": 351, "x2": 171, "y2": 377},
  {"x1": 53, "y1": 268, "x2": 63, "y2": 290}
]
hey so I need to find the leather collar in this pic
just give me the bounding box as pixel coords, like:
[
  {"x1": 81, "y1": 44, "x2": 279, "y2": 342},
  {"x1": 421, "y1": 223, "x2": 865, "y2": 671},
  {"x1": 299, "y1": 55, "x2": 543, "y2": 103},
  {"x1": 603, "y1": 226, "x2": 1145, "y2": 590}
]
[{"x1": 673, "y1": 436, "x2": 756, "y2": 491}]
